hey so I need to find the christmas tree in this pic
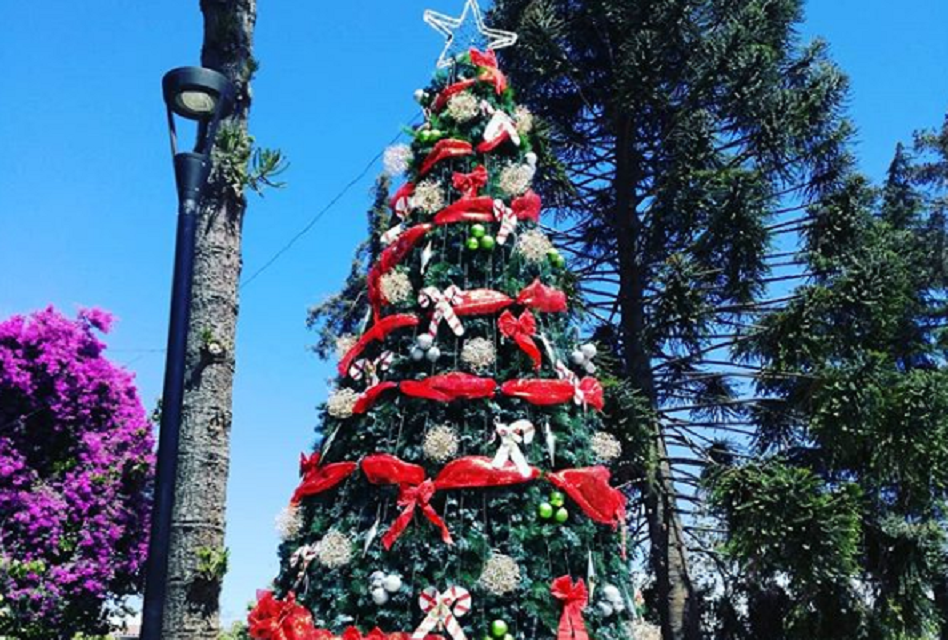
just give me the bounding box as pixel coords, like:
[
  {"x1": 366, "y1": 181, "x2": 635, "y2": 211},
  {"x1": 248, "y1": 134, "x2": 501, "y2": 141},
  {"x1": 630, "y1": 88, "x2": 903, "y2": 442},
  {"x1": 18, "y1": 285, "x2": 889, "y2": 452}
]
[{"x1": 249, "y1": 5, "x2": 636, "y2": 640}]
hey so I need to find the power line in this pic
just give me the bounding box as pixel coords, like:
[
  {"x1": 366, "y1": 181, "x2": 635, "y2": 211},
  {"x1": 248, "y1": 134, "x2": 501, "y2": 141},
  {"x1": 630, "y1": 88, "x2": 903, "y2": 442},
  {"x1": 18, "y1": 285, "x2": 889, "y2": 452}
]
[{"x1": 239, "y1": 114, "x2": 421, "y2": 290}]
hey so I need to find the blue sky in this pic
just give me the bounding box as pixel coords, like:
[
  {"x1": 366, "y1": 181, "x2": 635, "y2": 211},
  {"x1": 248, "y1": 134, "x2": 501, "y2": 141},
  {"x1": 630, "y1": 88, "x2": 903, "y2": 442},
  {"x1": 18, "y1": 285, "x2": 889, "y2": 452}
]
[{"x1": 1, "y1": 0, "x2": 946, "y2": 626}]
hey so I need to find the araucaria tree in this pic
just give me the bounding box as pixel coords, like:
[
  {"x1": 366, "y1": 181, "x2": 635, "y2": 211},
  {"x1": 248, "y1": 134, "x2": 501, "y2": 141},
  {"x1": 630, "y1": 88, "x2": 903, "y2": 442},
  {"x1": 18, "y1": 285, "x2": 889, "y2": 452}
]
[
  {"x1": 489, "y1": 1, "x2": 853, "y2": 638},
  {"x1": 0, "y1": 307, "x2": 154, "y2": 639},
  {"x1": 250, "y1": 42, "x2": 646, "y2": 640}
]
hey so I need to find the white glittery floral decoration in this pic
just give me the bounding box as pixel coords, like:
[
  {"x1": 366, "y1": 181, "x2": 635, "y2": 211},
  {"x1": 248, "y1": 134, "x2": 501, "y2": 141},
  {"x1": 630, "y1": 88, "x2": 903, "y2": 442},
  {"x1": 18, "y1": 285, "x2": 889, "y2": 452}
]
[
  {"x1": 515, "y1": 105, "x2": 534, "y2": 135},
  {"x1": 461, "y1": 337, "x2": 496, "y2": 370},
  {"x1": 316, "y1": 530, "x2": 353, "y2": 568},
  {"x1": 379, "y1": 270, "x2": 413, "y2": 305},
  {"x1": 327, "y1": 387, "x2": 360, "y2": 419},
  {"x1": 478, "y1": 553, "x2": 521, "y2": 595},
  {"x1": 591, "y1": 432, "x2": 622, "y2": 462},
  {"x1": 412, "y1": 179, "x2": 445, "y2": 215},
  {"x1": 499, "y1": 163, "x2": 535, "y2": 197},
  {"x1": 625, "y1": 621, "x2": 661, "y2": 640},
  {"x1": 383, "y1": 144, "x2": 413, "y2": 176},
  {"x1": 336, "y1": 334, "x2": 358, "y2": 359},
  {"x1": 446, "y1": 92, "x2": 480, "y2": 123},
  {"x1": 517, "y1": 229, "x2": 554, "y2": 264},
  {"x1": 423, "y1": 424, "x2": 459, "y2": 462},
  {"x1": 275, "y1": 504, "x2": 302, "y2": 540}
]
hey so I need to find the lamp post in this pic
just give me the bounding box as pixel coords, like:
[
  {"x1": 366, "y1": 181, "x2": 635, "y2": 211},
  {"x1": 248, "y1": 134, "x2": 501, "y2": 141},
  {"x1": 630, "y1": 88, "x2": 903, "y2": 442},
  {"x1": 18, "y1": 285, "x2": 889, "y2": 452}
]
[{"x1": 141, "y1": 66, "x2": 234, "y2": 640}]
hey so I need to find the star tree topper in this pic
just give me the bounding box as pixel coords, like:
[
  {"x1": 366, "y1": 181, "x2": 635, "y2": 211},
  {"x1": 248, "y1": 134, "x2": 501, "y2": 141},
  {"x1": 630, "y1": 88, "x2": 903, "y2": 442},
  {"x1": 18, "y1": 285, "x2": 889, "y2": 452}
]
[{"x1": 424, "y1": 0, "x2": 518, "y2": 68}]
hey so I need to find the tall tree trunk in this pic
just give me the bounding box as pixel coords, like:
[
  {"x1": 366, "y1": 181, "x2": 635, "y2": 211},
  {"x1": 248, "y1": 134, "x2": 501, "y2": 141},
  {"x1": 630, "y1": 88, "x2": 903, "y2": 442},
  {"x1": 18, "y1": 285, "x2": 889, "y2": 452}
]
[
  {"x1": 162, "y1": 1, "x2": 256, "y2": 637},
  {"x1": 612, "y1": 115, "x2": 700, "y2": 640}
]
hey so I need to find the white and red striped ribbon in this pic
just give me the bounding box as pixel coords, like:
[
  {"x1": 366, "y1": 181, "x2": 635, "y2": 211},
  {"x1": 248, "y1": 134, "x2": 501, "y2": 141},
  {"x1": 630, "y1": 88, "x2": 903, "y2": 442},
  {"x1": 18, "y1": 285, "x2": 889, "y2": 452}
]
[
  {"x1": 481, "y1": 101, "x2": 521, "y2": 148},
  {"x1": 418, "y1": 286, "x2": 465, "y2": 337},
  {"x1": 555, "y1": 359, "x2": 588, "y2": 407},
  {"x1": 394, "y1": 192, "x2": 413, "y2": 220},
  {"x1": 412, "y1": 586, "x2": 471, "y2": 640},
  {"x1": 492, "y1": 199, "x2": 518, "y2": 245},
  {"x1": 492, "y1": 418, "x2": 536, "y2": 478},
  {"x1": 381, "y1": 222, "x2": 406, "y2": 246},
  {"x1": 349, "y1": 351, "x2": 394, "y2": 386}
]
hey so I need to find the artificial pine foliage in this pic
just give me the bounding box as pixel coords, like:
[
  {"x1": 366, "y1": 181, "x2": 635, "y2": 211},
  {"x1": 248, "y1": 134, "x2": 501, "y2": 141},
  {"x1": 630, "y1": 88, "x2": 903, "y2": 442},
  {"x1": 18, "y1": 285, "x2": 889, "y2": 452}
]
[{"x1": 251, "y1": 51, "x2": 636, "y2": 640}]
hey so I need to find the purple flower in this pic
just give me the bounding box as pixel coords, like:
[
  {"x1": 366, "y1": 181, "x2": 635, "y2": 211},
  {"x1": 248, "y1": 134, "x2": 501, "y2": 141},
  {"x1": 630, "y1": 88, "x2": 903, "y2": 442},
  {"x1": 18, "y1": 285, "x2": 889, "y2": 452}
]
[{"x1": 0, "y1": 307, "x2": 154, "y2": 637}]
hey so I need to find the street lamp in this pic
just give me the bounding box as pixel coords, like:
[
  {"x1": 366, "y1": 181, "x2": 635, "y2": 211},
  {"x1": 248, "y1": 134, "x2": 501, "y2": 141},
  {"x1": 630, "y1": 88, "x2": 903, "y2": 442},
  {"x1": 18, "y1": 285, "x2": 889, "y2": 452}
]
[{"x1": 141, "y1": 66, "x2": 234, "y2": 640}]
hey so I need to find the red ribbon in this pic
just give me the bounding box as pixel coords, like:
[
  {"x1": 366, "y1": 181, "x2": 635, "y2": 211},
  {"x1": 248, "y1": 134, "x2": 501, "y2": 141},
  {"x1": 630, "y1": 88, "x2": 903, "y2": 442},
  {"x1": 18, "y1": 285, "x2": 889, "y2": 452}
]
[
  {"x1": 337, "y1": 314, "x2": 420, "y2": 376},
  {"x1": 419, "y1": 139, "x2": 474, "y2": 176},
  {"x1": 291, "y1": 453, "x2": 357, "y2": 505},
  {"x1": 433, "y1": 192, "x2": 540, "y2": 227},
  {"x1": 550, "y1": 577, "x2": 589, "y2": 640},
  {"x1": 248, "y1": 591, "x2": 317, "y2": 640},
  {"x1": 512, "y1": 190, "x2": 542, "y2": 222},
  {"x1": 470, "y1": 48, "x2": 508, "y2": 94},
  {"x1": 498, "y1": 309, "x2": 542, "y2": 370},
  {"x1": 546, "y1": 466, "x2": 627, "y2": 529},
  {"x1": 431, "y1": 78, "x2": 478, "y2": 112},
  {"x1": 517, "y1": 278, "x2": 568, "y2": 313},
  {"x1": 435, "y1": 455, "x2": 540, "y2": 488},
  {"x1": 452, "y1": 165, "x2": 488, "y2": 198},
  {"x1": 368, "y1": 224, "x2": 433, "y2": 317},
  {"x1": 500, "y1": 378, "x2": 575, "y2": 406},
  {"x1": 362, "y1": 454, "x2": 451, "y2": 549},
  {"x1": 390, "y1": 182, "x2": 415, "y2": 219},
  {"x1": 451, "y1": 288, "x2": 515, "y2": 316},
  {"x1": 352, "y1": 381, "x2": 399, "y2": 415},
  {"x1": 401, "y1": 372, "x2": 498, "y2": 402}
]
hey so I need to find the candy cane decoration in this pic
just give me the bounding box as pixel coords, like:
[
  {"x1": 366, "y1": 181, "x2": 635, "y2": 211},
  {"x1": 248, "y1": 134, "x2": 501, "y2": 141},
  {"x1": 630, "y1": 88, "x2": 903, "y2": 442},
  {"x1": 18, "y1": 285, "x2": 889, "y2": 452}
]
[
  {"x1": 492, "y1": 418, "x2": 536, "y2": 478},
  {"x1": 418, "y1": 286, "x2": 465, "y2": 337},
  {"x1": 555, "y1": 359, "x2": 591, "y2": 408},
  {"x1": 493, "y1": 199, "x2": 519, "y2": 245},
  {"x1": 412, "y1": 586, "x2": 471, "y2": 640},
  {"x1": 381, "y1": 222, "x2": 406, "y2": 246},
  {"x1": 349, "y1": 351, "x2": 394, "y2": 387},
  {"x1": 479, "y1": 101, "x2": 521, "y2": 153}
]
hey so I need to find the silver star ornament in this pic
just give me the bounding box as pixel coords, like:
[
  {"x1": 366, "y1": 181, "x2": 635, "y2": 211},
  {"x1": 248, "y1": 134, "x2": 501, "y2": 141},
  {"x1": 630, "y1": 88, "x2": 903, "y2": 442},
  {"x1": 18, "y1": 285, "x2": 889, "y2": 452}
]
[{"x1": 424, "y1": 0, "x2": 518, "y2": 68}]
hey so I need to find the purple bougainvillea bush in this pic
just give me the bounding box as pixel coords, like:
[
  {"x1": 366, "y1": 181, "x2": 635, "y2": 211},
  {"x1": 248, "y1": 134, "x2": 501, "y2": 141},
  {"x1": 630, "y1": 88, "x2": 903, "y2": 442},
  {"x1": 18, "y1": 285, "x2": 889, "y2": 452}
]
[{"x1": 0, "y1": 307, "x2": 154, "y2": 637}]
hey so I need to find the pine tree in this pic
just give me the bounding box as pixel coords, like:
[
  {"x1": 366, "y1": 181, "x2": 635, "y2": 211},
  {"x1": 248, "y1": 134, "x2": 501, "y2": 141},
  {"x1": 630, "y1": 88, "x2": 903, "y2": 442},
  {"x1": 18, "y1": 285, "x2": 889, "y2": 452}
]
[
  {"x1": 250, "y1": 48, "x2": 640, "y2": 640},
  {"x1": 488, "y1": 1, "x2": 854, "y2": 637},
  {"x1": 707, "y1": 115, "x2": 948, "y2": 638}
]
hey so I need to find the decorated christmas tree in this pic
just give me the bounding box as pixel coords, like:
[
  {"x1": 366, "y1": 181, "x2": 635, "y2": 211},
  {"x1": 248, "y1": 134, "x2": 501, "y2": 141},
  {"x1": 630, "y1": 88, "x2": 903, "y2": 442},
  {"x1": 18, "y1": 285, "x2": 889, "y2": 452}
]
[{"x1": 249, "y1": 4, "x2": 636, "y2": 639}]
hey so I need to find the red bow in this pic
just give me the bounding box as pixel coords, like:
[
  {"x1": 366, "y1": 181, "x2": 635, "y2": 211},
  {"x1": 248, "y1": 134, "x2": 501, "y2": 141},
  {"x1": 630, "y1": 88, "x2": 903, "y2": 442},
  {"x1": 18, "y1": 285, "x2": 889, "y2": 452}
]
[
  {"x1": 550, "y1": 577, "x2": 589, "y2": 640},
  {"x1": 512, "y1": 190, "x2": 541, "y2": 222},
  {"x1": 500, "y1": 378, "x2": 575, "y2": 406},
  {"x1": 291, "y1": 453, "x2": 357, "y2": 505},
  {"x1": 361, "y1": 454, "x2": 538, "y2": 549},
  {"x1": 452, "y1": 165, "x2": 488, "y2": 198},
  {"x1": 362, "y1": 454, "x2": 451, "y2": 549},
  {"x1": 419, "y1": 139, "x2": 474, "y2": 176},
  {"x1": 498, "y1": 310, "x2": 542, "y2": 370},
  {"x1": 547, "y1": 467, "x2": 627, "y2": 529},
  {"x1": 470, "y1": 48, "x2": 508, "y2": 94},
  {"x1": 337, "y1": 314, "x2": 420, "y2": 376},
  {"x1": 401, "y1": 372, "x2": 498, "y2": 402},
  {"x1": 517, "y1": 278, "x2": 568, "y2": 313},
  {"x1": 248, "y1": 591, "x2": 317, "y2": 640}
]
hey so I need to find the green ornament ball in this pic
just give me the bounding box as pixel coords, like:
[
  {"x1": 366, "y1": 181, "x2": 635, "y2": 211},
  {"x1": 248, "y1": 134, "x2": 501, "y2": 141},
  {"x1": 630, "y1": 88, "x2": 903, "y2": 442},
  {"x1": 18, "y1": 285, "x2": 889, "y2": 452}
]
[
  {"x1": 551, "y1": 253, "x2": 566, "y2": 269},
  {"x1": 465, "y1": 237, "x2": 480, "y2": 251},
  {"x1": 471, "y1": 223, "x2": 487, "y2": 238},
  {"x1": 479, "y1": 235, "x2": 496, "y2": 251},
  {"x1": 550, "y1": 490, "x2": 565, "y2": 508},
  {"x1": 504, "y1": 635, "x2": 514, "y2": 640},
  {"x1": 491, "y1": 620, "x2": 509, "y2": 638},
  {"x1": 538, "y1": 502, "x2": 554, "y2": 519},
  {"x1": 555, "y1": 507, "x2": 569, "y2": 523}
]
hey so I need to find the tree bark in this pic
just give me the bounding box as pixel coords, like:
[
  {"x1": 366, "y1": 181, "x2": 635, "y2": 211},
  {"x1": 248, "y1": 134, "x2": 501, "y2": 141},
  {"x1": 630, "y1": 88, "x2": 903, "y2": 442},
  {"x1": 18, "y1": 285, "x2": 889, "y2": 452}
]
[
  {"x1": 162, "y1": 1, "x2": 256, "y2": 638},
  {"x1": 612, "y1": 114, "x2": 700, "y2": 640}
]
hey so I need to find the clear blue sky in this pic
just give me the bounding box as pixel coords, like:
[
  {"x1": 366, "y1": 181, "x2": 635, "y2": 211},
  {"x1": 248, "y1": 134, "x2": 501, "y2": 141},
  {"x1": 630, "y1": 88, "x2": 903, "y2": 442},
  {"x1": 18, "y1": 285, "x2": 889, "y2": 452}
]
[{"x1": 1, "y1": 0, "x2": 946, "y2": 626}]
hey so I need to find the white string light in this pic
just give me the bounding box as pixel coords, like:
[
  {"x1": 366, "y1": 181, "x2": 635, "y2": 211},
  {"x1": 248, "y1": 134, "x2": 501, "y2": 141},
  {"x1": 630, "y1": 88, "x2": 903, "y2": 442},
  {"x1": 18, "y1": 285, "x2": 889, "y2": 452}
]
[{"x1": 424, "y1": 0, "x2": 518, "y2": 68}]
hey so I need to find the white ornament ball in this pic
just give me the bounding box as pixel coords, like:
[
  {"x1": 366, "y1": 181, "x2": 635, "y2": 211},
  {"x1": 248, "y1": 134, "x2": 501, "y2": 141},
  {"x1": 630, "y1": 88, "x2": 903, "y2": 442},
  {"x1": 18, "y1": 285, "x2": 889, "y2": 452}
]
[
  {"x1": 525, "y1": 152, "x2": 538, "y2": 166},
  {"x1": 613, "y1": 599, "x2": 626, "y2": 613},
  {"x1": 416, "y1": 334, "x2": 434, "y2": 350},
  {"x1": 585, "y1": 362, "x2": 598, "y2": 375},
  {"x1": 602, "y1": 585, "x2": 622, "y2": 603},
  {"x1": 371, "y1": 587, "x2": 390, "y2": 605},
  {"x1": 410, "y1": 347, "x2": 426, "y2": 362},
  {"x1": 426, "y1": 346, "x2": 441, "y2": 362},
  {"x1": 370, "y1": 571, "x2": 386, "y2": 586},
  {"x1": 414, "y1": 89, "x2": 426, "y2": 103},
  {"x1": 571, "y1": 350, "x2": 586, "y2": 365},
  {"x1": 383, "y1": 574, "x2": 403, "y2": 593},
  {"x1": 596, "y1": 601, "x2": 614, "y2": 617},
  {"x1": 581, "y1": 343, "x2": 598, "y2": 359}
]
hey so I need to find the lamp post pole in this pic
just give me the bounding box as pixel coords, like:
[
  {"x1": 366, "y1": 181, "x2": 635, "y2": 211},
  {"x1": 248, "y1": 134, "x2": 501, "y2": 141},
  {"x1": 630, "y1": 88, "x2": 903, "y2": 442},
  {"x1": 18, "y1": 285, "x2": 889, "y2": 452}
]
[{"x1": 141, "y1": 68, "x2": 233, "y2": 640}]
